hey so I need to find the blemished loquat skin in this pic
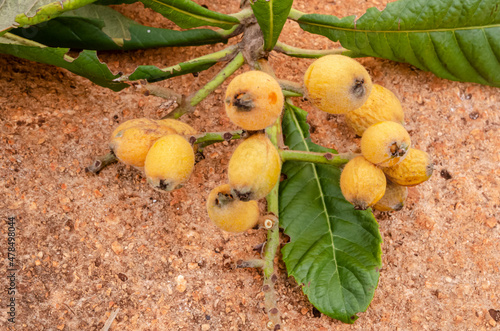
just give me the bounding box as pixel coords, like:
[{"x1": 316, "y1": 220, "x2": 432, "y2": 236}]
[
  {"x1": 206, "y1": 184, "x2": 260, "y2": 233},
  {"x1": 383, "y1": 148, "x2": 434, "y2": 186},
  {"x1": 340, "y1": 156, "x2": 386, "y2": 210},
  {"x1": 156, "y1": 119, "x2": 197, "y2": 135},
  {"x1": 110, "y1": 125, "x2": 176, "y2": 168},
  {"x1": 361, "y1": 121, "x2": 411, "y2": 167},
  {"x1": 345, "y1": 84, "x2": 405, "y2": 136},
  {"x1": 111, "y1": 118, "x2": 157, "y2": 139},
  {"x1": 373, "y1": 180, "x2": 408, "y2": 212},
  {"x1": 228, "y1": 133, "x2": 281, "y2": 201},
  {"x1": 225, "y1": 71, "x2": 284, "y2": 130},
  {"x1": 144, "y1": 134, "x2": 195, "y2": 192},
  {"x1": 304, "y1": 54, "x2": 373, "y2": 114}
]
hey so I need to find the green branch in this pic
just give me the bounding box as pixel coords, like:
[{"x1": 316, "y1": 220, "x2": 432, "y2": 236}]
[
  {"x1": 277, "y1": 79, "x2": 304, "y2": 96},
  {"x1": 188, "y1": 52, "x2": 245, "y2": 106},
  {"x1": 229, "y1": 8, "x2": 254, "y2": 21},
  {"x1": 274, "y1": 41, "x2": 357, "y2": 58},
  {"x1": 288, "y1": 8, "x2": 306, "y2": 20},
  {"x1": 189, "y1": 129, "x2": 248, "y2": 148},
  {"x1": 280, "y1": 149, "x2": 357, "y2": 166},
  {"x1": 166, "y1": 52, "x2": 246, "y2": 119},
  {"x1": 262, "y1": 119, "x2": 283, "y2": 331},
  {"x1": 86, "y1": 151, "x2": 118, "y2": 174}
]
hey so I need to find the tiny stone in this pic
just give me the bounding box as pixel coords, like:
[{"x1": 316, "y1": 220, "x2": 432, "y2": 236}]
[
  {"x1": 469, "y1": 112, "x2": 479, "y2": 120},
  {"x1": 445, "y1": 277, "x2": 452, "y2": 283},
  {"x1": 112, "y1": 241, "x2": 123, "y2": 255},
  {"x1": 201, "y1": 324, "x2": 210, "y2": 331},
  {"x1": 176, "y1": 275, "x2": 187, "y2": 293},
  {"x1": 118, "y1": 273, "x2": 128, "y2": 282},
  {"x1": 188, "y1": 262, "x2": 199, "y2": 270},
  {"x1": 486, "y1": 218, "x2": 497, "y2": 228}
]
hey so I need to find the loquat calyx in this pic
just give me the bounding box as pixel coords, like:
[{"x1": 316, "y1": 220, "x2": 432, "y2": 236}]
[
  {"x1": 361, "y1": 121, "x2": 411, "y2": 167},
  {"x1": 225, "y1": 71, "x2": 284, "y2": 130}
]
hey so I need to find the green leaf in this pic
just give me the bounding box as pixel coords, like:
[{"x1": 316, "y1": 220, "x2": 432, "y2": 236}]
[
  {"x1": 279, "y1": 103, "x2": 382, "y2": 324},
  {"x1": 0, "y1": 38, "x2": 128, "y2": 91},
  {"x1": 120, "y1": 45, "x2": 237, "y2": 82},
  {"x1": 1, "y1": 0, "x2": 97, "y2": 33},
  {"x1": 139, "y1": 0, "x2": 239, "y2": 29},
  {"x1": 62, "y1": 4, "x2": 132, "y2": 42},
  {"x1": 10, "y1": 6, "x2": 229, "y2": 50},
  {"x1": 294, "y1": 0, "x2": 500, "y2": 87},
  {"x1": 126, "y1": 59, "x2": 217, "y2": 82},
  {"x1": 250, "y1": 0, "x2": 293, "y2": 51}
]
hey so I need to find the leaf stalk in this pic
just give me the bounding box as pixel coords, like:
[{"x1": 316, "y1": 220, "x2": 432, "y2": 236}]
[{"x1": 279, "y1": 149, "x2": 357, "y2": 166}]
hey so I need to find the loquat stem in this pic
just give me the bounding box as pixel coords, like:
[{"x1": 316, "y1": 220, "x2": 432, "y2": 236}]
[
  {"x1": 86, "y1": 151, "x2": 118, "y2": 174},
  {"x1": 277, "y1": 79, "x2": 304, "y2": 96},
  {"x1": 236, "y1": 259, "x2": 265, "y2": 269},
  {"x1": 229, "y1": 7, "x2": 254, "y2": 21},
  {"x1": 255, "y1": 59, "x2": 277, "y2": 79},
  {"x1": 279, "y1": 149, "x2": 358, "y2": 166},
  {"x1": 287, "y1": 8, "x2": 305, "y2": 20},
  {"x1": 186, "y1": 129, "x2": 248, "y2": 148},
  {"x1": 143, "y1": 84, "x2": 184, "y2": 105},
  {"x1": 166, "y1": 52, "x2": 246, "y2": 119},
  {"x1": 274, "y1": 41, "x2": 359, "y2": 59},
  {"x1": 282, "y1": 90, "x2": 303, "y2": 97},
  {"x1": 259, "y1": 116, "x2": 283, "y2": 330}
]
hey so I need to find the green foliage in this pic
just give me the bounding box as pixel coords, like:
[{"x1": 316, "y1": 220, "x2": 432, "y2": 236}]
[
  {"x1": 250, "y1": 0, "x2": 293, "y2": 51},
  {"x1": 294, "y1": 0, "x2": 500, "y2": 87},
  {"x1": 0, "y1": 0, "x2": 97, "y2": 33},
  {"x1": 139, "y1": 0, "x2": 239, "y2": 29},
  {"x1": 279, "y1": 104, "x2": 382, "y2": 324},
  {"x1": 10, "y1": 6, "x2": 229, "y2": 50},
  {"x1": 0, "y1": 42, "x2": 128, "y2": 90},
  {"x1": 127, "y1": 59, "x2": 217, "y2": 82}
]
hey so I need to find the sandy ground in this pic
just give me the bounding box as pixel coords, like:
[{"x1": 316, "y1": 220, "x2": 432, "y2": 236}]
[{"x1": 1, "y1": 0, "x2": 499, "y2": 330}]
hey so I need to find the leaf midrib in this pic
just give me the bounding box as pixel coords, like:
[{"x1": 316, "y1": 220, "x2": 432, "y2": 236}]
[
  {"x1": 288, "y1": 106, "x2": 346, "y2": 312},
  {"x1": 297, "y1": 19, "x2": 500, "y2": 33},
  {"x1": 147, "y1": 0, "x2": 237, "y2": 26}
]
